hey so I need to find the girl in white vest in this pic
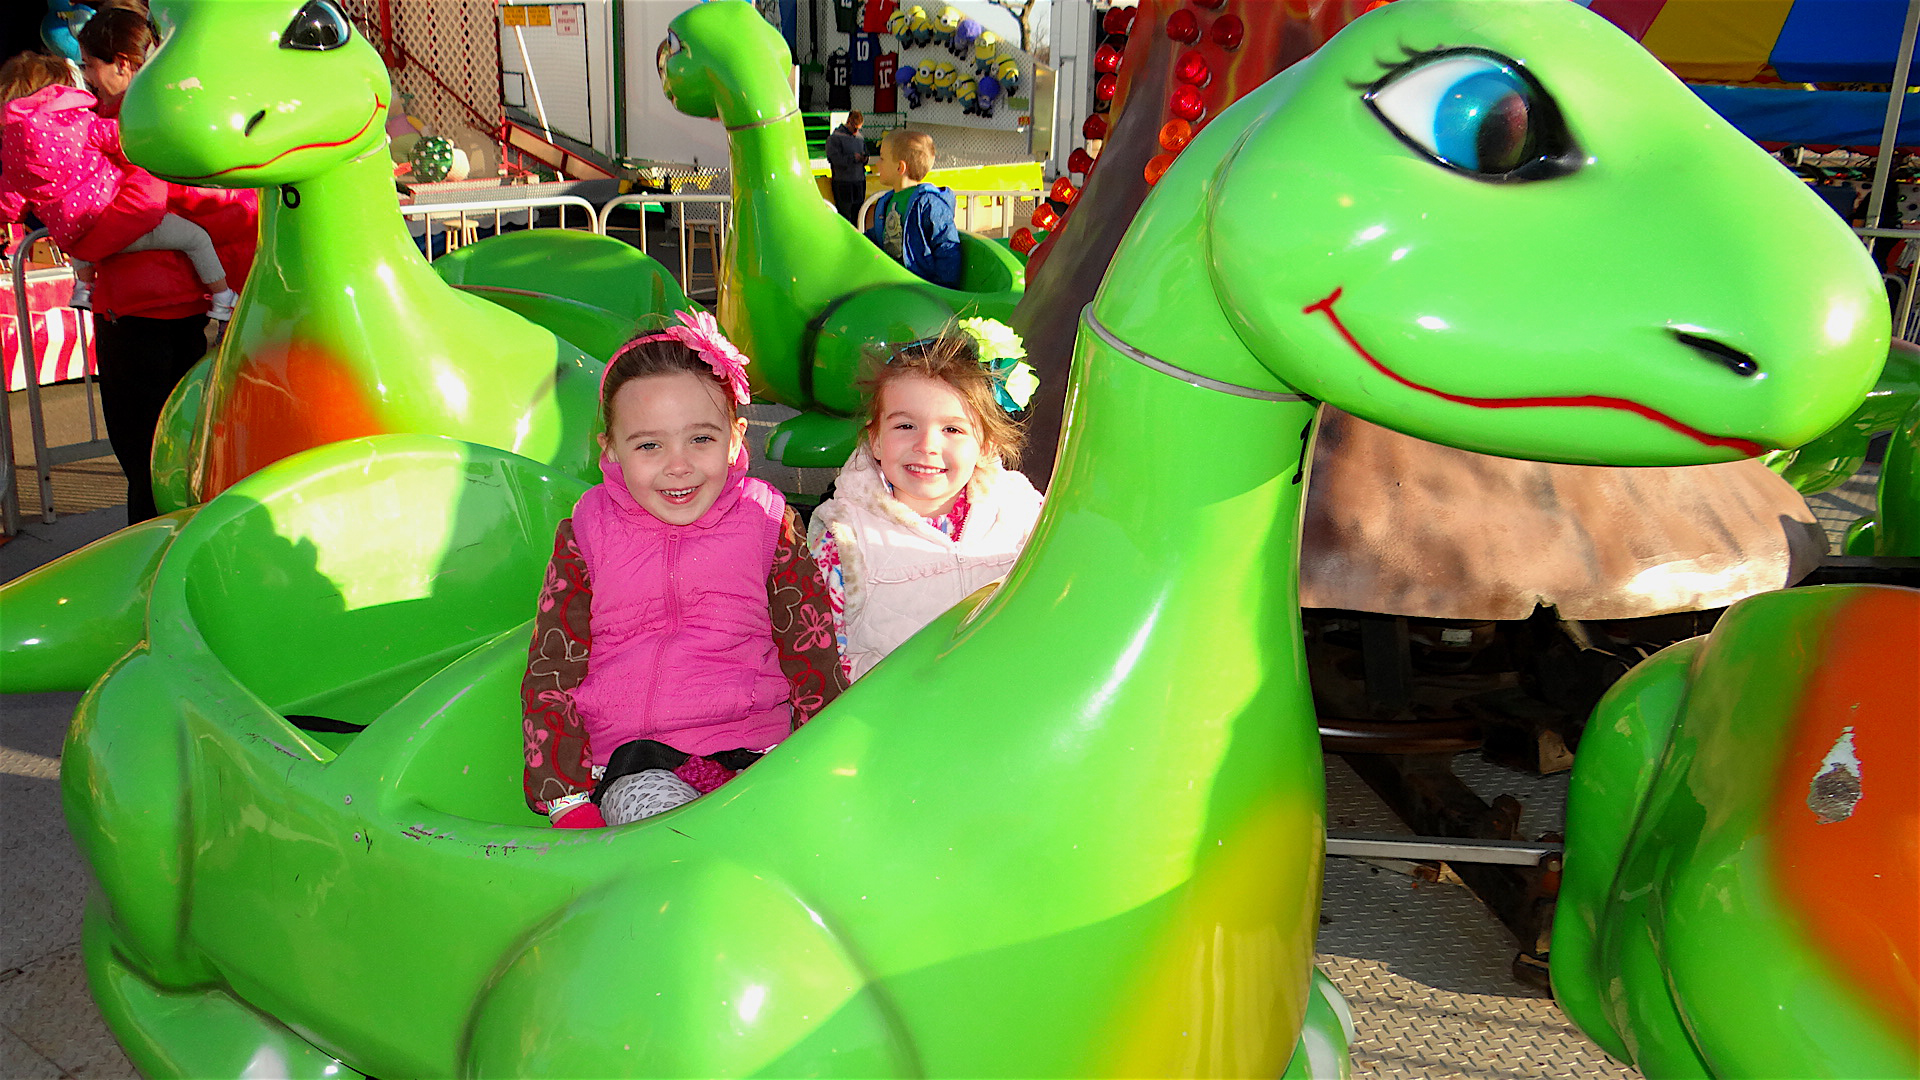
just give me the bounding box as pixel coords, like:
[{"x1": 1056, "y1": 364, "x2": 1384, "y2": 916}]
[{"x1": 809, "y1": 319, "x2": 1044, "y2": 680}]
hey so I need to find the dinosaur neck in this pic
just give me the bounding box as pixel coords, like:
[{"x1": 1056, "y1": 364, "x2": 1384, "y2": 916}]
[
  {"x1": 250, "y1": 147, "x2": 459, "y2": 323},
  {"x1": 721, "y1": 97, "x2": 853, "y2": 251}
]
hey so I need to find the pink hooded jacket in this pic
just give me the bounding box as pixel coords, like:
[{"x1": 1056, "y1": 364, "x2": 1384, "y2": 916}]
[
  {"x1": 0, "y1": 85, "x2": 165, "y2": 258},
  {"x1": 568, "y1": 455, "x2": 793, "y2": 764}
]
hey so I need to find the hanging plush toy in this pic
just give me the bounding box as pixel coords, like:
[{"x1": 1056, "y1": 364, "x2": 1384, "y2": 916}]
[
  {"x1": 932, "y1": 6, "x2": 961, "y2": 50},
  {"x1": 975, "y1": 74, "x2": 1000, "y2": 120},
  {"x1": 885, "y1": 5, "x2": 909, "y2": 40},
  {"x1": 931, "y1": 60, "x2": 958, "y2": 102},
  {"x1": 955, "y1": 71, "x2": 978, "y2": 114},
  {"x1": 994, "y1": 55, "x2": 1021, "y2": 97},
  {"x1": 898, "y1": 62, "x2": 922, "y2": 108},
  {"x1": 972, "y1": 32, "x2": 1001, "y2": 76},
  {"x1": 950, "y1": 17, "x2": 981, "y2": 58},
  {"x1": 911, "y1": 63, "x2": 936, "y2": 107},
  {"x1": 904, "y1": 5, "x2": 932, "y2": 48}
]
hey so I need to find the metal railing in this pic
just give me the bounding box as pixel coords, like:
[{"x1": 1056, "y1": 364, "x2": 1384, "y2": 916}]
[
  {"x1": 399, "y1": 194, "x2": 600, "y2": 261},
  {"x1": 4, "y1": 228, "x2": 112, "y2": 531},
  {"x1": 858, "y1": 188, "x2": 1046, "y2": 239},
  {"x1": 596, "y1": 193, "x2": 734, "y2": 297},
  {"x1": 1858, "y1": 225, "x2": 1920, "y2": 340}
]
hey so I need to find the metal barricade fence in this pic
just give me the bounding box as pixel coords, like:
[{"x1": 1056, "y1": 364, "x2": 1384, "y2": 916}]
[
  {"x1": 857, "y1": 189, "x2": 1045, "y2": 238},
  {"x1": 398, "y1": 194, "x2": 601, "y2": 261},
  {"x1": 595, "y1": 193, "x2": 734, "y2": 298},
  {"x1": 3, "y1": 228, "x2": 112, "y2": 532},
  {"x1": 1858, "y1": 225, "x2": 1920, "y2": 340}
]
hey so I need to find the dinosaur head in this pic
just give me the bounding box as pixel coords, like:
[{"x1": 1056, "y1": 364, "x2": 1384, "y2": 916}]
[
  {"x1": 659, "y1": 1, "x2": 796, "y2": 128},
  {"x1": 121, "y1": 0, "x2": 389, "y2": 187},
  {"x1": 1186, "y1": 0, "x2": 1887, "y2": 467}
]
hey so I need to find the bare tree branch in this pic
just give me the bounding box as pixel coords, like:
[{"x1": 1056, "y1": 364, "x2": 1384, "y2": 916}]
[{"x1": 985, "y1": 0, "x2": 1039, "y2": 54}]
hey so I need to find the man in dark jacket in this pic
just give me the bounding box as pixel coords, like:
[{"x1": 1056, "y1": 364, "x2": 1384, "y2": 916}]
[{"x1": 825, "y1": 111, "x2": 868, "y2": 225}]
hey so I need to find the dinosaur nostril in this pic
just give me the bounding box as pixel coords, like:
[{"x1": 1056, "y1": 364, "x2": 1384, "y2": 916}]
[
  {"x1": 244, "y1": 110, "x2": 267, "y2": 136},
  {"x1": 1672, "y1": 330, "x2": 1759, "y2": 378}
]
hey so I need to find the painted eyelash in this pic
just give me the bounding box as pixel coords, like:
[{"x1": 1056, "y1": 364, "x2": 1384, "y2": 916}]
[{"x1": 1345, "y1": 43, "x2": 1448, "y2": 91}]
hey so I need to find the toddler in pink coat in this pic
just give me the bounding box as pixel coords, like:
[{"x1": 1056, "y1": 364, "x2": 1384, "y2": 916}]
[
  {"x1": 0, "y1": 54, "x2": 238, "y2": 318},
  {"x1": 520, "y1": 312, "x2": 845, "y2": 829}
]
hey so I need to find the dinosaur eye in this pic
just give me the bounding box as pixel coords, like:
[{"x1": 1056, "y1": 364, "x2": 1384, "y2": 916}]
[
  {"x1": 282, "y1": 0, "x2": 352, "y2": 51},
  {"x1": 1365, "y1": 50, "x2": 1578, "y2": 181},
  {"x1": 658, "y1": 30, "x2": 684, "y2": 76}
]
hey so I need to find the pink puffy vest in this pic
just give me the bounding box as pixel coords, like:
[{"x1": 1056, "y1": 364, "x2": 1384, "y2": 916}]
[{"x1": 569, "y1": 458, "x2": 792, "y2": 763}]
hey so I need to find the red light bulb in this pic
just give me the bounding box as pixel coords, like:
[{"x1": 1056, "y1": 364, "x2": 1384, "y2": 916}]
[
  {"x1": 1011, "y1": 227, "x2": 1038, "y2": 254},
  {"x1": 1082, "y1": 114, "x2": 1109, "y2": 141},
  {"x1": 1169, "y1": 84, "x2": 1206, "y2": 122},
  {"x1": 1031, "y1": 203, "x2": 1060, "y2": 232},
  {"x1": 1103, "y1": 6, "x2": 1136, "y2": 35},
  {"x1": 1144, "y1": 153, "x2": 1175, "y2": 185},
  {"x1": 1068, "y1": 147, "x2": 1095, "y2": 175},
  {"x1": 1210, "y1": 13, "x2": 1244, "y2": 49},
  {"x1": 1050, "y1": 176, "x2": 1079, "y2": 205},
  {"x1": 1159, "y1": 118, "x2": 1192, "y2": 153},
  {"x1": 1166, "y1": 8, "x2": 1199, "y2": 43},
  {"x1": 1174, "y1": 50, "x2": 1211, "y2": 87},
  {"x1": 1095, "y1": 74, "x2": 1118, "y2": 102},
  {"x1": 1094, "y1": 44, "x2": 1124, "y2": 74}
]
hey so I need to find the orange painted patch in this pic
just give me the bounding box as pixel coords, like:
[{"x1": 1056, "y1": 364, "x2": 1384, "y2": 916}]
[
  {"x1": 1770, "y1": 586, "x2": 1920, "y2": 1045},
  {"x1": 200, "y1": 340, "x2": 388, "y2": 498}
]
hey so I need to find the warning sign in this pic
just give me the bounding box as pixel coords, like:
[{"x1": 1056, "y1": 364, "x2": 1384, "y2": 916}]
[
  {"x1": 501, "y1": 5, "x2": 552, "y2": 27},
  {"x1": 553, "y1": 6, "x2": 581, "y2": 36}
]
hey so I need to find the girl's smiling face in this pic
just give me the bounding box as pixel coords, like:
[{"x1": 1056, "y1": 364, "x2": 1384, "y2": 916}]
[
  {"x1": 598, "y1": 372, "x2": 746, "y2": 525},
  {"x1": 872, "y1": 374, "x2": 986, "y2": 517}
]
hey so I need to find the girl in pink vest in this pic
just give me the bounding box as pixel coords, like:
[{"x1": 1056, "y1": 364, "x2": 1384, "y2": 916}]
[
  {"x1": 521, "y1": 312, "x2": 845, "y2": 828},
  {"x1": 809, "y1": 320, "x2": 1044, "y2": 680}
]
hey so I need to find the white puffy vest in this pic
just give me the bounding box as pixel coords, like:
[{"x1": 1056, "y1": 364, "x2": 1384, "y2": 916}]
[{"x1": 809, "y1": 446, "x2": 1043, "y2": 679}]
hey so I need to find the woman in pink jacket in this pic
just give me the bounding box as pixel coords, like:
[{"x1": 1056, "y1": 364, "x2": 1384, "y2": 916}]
[
  {"x1": 0, "y1": 51, "x2": 237, "y2": 318},
  {"x1": 520, "y1": 312, "x2": 846, "y2": 828}
]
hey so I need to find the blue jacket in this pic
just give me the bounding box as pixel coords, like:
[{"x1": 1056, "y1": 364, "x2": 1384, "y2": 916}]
[{"x1": 866, "y1": 184, "x2": 962, "y2": 289}]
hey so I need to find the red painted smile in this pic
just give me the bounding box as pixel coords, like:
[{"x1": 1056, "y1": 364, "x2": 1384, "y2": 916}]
[
  {"x1": 175, "y1": 98, "x2": 387, "y2": 181},
  {"x1": 1303, "y1": 287, "x2": 1766, "y2": 458}
]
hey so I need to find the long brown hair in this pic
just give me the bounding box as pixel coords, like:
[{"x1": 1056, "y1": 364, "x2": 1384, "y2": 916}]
[
  {"x1": 860, "y1": 330, "x2": 1025, "y2": 467},
  {"x1": 76, "y1": 6, "x2": 156, "y2": 66}
]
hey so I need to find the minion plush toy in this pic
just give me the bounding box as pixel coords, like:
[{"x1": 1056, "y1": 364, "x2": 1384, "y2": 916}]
[
  {"x1": 931, "y1": 60, "x2": 958, "y2": 102},
  {"x1": 932, "y1": 6, "x2": 961, "y2": 50},
  {"x1": 885, "y1": 5, "x2": 909, "y2": 40},
  {"x1": 973, "y1": 31, "x2": 1000, "y2": 75},
  {"x1": 899, "y1": 63, "x2": 923, "y2": 108},
  {"x1": 995, "y1": 55, "x2": 1021, "y2": 96},
  {"x1": 975, "y1": 74, "x2": 1000, "y2": 119},
  {"x1": 955, "y1": 72, "x2": 979, "y2": 115},
  {"x1": 905, "y1": 5, "x2": 933, "y2": 48},
  {"x1": 950, "y1": 17, "x2": 981, "y2": 58},
  {"x1": 911, "y1": 62, "x2": 936, "y2": 105}
]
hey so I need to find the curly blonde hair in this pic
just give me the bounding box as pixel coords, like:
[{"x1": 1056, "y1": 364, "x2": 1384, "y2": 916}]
[{"x1": 859, "y1": 329, "x2": 1025, "y2": 468}]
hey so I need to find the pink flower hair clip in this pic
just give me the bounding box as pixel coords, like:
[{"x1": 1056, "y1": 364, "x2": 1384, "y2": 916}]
[{"x1": 607, "y1": 309, "x2": 754, "y2": 405}]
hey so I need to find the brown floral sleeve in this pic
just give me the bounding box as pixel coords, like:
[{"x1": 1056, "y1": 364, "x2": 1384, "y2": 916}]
[
  {"x1": 521, "y1": 518, "x2": 596, "y2": 813},
  {"x1": 769, "y1": 507, "x2": 847, "y2": 725}
]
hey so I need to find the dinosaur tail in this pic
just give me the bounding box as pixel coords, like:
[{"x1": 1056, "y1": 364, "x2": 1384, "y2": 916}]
[{"x1": 0, "y1": 510, "x2": 192, "y2": 693}]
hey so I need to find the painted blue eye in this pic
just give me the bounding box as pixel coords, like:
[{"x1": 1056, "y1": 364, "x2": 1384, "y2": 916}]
[{"x1": 1366, "y1": 51, "x2": 1578, "y2": 181}]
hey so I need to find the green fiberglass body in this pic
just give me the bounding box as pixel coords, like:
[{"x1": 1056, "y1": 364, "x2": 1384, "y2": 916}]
[
  {"x1": 118, "y1": 0, "x2": 687, "y2": 510},
  {"x1": 37, "y1": 1, "x2": 1897, "y2": 1077},
  {"x1": 657, "y1": 1, "x2": 1027, "y2": 466},
  {"x1": 1553, "y1": 584, "x2": 1919, "y2": 1078}
]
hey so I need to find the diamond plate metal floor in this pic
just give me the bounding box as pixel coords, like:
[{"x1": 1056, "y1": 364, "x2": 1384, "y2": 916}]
[{"x1": 1319, "y1": 755, "x2": 1637, "y2": 1079}]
